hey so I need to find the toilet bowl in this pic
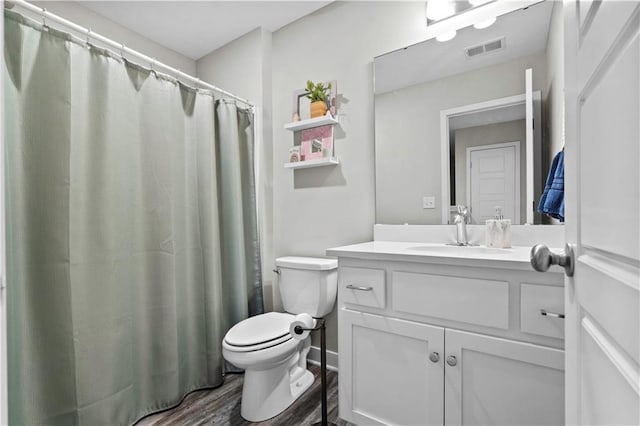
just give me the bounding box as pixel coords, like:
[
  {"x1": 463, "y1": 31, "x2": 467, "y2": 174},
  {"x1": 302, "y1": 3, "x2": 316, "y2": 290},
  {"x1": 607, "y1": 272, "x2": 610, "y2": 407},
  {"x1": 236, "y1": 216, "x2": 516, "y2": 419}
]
[
  {"x1": 222, "y1": 256, "x2": 338, "y2": 422},
  {"x1": 223, "y1": 312, "x2": 315, "y2": 422}
]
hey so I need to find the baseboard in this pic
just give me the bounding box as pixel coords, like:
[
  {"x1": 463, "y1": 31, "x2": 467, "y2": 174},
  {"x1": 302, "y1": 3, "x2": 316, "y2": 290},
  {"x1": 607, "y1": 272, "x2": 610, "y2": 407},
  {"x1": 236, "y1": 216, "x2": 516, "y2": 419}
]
[{"x1": 307, "y1": 346, "x2": 339, "y2": 372}]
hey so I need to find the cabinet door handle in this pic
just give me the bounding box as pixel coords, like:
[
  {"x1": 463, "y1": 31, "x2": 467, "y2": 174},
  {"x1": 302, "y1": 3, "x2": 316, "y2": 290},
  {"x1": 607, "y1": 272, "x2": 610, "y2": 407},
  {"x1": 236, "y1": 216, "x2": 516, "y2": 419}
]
[
  {"x1": 429, "y1": 352, "x2": 440, "y2": 363},
  {"x1": 446, "y1": 355, "x2": 457, "y2": 367},
  {"x1": 540, "y1": 309, "x2": 565, "y2": 319},
  {"x1": 346, "y1": 284, "x2": 373, "y2": 291}
]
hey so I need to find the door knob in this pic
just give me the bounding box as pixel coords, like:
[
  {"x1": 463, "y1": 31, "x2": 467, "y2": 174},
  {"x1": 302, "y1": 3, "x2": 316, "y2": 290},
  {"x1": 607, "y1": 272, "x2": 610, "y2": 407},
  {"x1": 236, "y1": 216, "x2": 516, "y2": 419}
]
[
  {"x1": 530, "y1": 243, "x2": 575, "y2": 277},
  {"x1": 446, "y1": 355, "x2": 457, "y2": 366},
  {"x1": 429, "y1": 352, "x2": 440, "y2": 363}
]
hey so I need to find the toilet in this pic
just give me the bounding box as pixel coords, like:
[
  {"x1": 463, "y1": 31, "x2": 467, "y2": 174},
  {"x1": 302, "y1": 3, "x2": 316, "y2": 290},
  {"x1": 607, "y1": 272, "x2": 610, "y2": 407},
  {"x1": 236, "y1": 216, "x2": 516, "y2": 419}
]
[{"x1": 222, "y1": 256, "x2": 338, "y2": 422}]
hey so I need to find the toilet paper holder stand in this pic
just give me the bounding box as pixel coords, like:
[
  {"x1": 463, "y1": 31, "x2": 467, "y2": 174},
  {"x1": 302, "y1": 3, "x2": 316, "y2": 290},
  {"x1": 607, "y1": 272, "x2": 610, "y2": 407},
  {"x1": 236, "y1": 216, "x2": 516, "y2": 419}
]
[{"x1": 293, "y1": 318, "x2": 337, "y2": 426}]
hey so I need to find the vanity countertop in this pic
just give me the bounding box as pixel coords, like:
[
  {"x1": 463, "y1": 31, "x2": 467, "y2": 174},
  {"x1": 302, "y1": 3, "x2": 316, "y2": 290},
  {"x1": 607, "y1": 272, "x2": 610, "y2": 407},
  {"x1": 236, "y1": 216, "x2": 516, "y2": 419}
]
[{"x1": 327, "y1": 241, "x2": 564, "y2": 272}]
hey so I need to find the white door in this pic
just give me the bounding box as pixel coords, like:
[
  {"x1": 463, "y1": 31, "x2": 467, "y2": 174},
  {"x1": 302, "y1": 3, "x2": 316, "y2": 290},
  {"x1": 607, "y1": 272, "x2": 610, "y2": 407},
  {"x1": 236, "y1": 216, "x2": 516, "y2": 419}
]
[
  {"x1": 564, "y1": 1, "x2": 640, "y2": 425},
  {"x1": 444, "y1": 329, "x2": 564, "y2": 426},
  {"x1": 467, "y1": 142, "x2": 520, "y2": 224},
  {"x1": 339, "y1": 309, "x2": 445, "y2": 426}
]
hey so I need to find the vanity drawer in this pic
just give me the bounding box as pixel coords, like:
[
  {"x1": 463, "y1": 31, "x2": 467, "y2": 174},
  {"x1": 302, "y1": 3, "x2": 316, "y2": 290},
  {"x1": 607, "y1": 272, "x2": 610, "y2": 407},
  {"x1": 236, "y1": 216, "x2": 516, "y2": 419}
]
[
  {"x1": 391, "y1": 271, "x2": 509, "y2": 329},
  {"x1": 339, "y1": 267, "x2": 386, "y2": 309},
  {"x1": 520, "y1": 284, "x2": 564, "y2": 340}
]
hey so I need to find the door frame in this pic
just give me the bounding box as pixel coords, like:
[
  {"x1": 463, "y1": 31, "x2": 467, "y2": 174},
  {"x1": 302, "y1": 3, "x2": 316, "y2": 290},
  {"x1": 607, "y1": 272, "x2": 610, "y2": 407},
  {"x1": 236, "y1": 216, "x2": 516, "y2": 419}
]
[
  {"x1": 0, "y1": 2, "x2": 8, "y2": 422},
  {"x1": 466, "y1": 141, "x2": 521, "y2": 224}
]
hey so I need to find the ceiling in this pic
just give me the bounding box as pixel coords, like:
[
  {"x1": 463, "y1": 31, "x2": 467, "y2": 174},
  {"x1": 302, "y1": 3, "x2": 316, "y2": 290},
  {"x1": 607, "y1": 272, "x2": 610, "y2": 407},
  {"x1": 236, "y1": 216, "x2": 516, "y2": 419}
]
[
  {"x1": 374, "y1": 0, "x2": 554, "y2": 94},
  {"x1": 78, "y1": 1, "x2": 332, "y2": 60}
]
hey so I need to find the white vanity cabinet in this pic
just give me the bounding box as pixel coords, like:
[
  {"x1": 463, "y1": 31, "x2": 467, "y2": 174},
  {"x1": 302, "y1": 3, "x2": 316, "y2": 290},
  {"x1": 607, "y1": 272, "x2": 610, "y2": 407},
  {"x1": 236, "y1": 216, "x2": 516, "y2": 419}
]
[
  {"x1": 331, "y1": 251, "x2": 565, "y2": 426},
  {"x1": 340, "y1": 309, "x2": 445, "y2": 425}
]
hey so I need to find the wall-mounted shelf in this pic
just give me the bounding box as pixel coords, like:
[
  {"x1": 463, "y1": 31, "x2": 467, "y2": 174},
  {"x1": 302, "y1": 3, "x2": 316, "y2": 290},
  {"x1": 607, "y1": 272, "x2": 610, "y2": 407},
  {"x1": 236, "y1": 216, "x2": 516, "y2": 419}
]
[
  {"x1": 284, "y1": 157, "x2": 339, "y2": 170},
  {"x1": 284, "y1": 116, "x2": 339, "y2": 132}
]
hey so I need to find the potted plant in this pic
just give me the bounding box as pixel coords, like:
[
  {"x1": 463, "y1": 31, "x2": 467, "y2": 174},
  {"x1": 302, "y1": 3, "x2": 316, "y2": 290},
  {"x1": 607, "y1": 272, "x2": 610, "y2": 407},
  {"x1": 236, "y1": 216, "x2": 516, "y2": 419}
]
[{"x1": 304, "y1": 80, "x2": 332, "y2": 118}]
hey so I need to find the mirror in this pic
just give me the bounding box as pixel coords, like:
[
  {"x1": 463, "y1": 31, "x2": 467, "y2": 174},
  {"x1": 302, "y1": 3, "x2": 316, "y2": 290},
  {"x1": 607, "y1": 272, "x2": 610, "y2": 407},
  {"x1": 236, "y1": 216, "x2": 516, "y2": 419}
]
[{"x1": 374, "y1": 1, "x2": 562, "y2": 225}]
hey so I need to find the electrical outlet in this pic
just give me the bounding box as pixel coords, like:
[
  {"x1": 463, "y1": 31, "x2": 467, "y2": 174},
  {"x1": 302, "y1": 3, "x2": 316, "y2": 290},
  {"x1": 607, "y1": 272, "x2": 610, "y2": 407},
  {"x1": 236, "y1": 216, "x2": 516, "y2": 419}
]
[{"x1": 423, "y1": 196, "x2": 435, "y2": 209}]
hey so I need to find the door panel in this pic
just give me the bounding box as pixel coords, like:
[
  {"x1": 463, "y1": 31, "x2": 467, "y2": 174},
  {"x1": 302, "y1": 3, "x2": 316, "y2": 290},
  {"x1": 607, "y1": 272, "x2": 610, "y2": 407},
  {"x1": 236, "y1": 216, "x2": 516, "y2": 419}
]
[
  {"x1": 577, "y1": 0, "x2": 638, "y2": 86},
  {"x1": 564, "y1": 1, "x2": 640, "y2": 424},
  {"x1": 580, "y1": 33, "x2": 639, "y2": 259},
  {"x1": 577, "y1": 253, "x2": 639, "y2": 362},
  {"x1": 469, "y1": 143, "x2": 519, "y2": 224},
  {"x1": 580, "y1": 316, "x2": 639, "y2": 425},
  {"x1": 444, "y1": 329, "x2": 564, "y2": 426},
  {"x1": 339, "y1": 309, "x2": 444, "y2": 426}
]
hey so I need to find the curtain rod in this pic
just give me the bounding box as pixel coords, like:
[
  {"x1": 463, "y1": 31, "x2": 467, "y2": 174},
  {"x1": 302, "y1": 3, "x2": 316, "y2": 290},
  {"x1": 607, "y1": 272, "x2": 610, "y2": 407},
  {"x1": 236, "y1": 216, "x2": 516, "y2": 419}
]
[{"x1": 5, "y1": 0, "x2": 256, "y2": 109}]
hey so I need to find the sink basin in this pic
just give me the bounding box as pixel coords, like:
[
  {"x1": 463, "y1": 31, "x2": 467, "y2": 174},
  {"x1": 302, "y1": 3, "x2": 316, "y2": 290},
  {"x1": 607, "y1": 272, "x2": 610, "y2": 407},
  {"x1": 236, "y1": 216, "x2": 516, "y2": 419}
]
[{"x1": 407, "y1": 245, "x2": 513, "y2": 255}]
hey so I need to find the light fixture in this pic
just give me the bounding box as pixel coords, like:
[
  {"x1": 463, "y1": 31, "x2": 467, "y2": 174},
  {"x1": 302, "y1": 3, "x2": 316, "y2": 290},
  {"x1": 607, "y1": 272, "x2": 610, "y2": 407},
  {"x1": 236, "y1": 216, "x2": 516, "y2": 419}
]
[
  {"x1": 426, "y1": 0, "x2": 497, "y2": 26},
  {"x1": 426, "y1": 0, "x2": 456, "y2": 21},
  {"x1": 473, "y1": 16, "x2": 497, "y2": 29},
  {"x1": 436, "y1": 30, "x2": 457, "y2": 42}
]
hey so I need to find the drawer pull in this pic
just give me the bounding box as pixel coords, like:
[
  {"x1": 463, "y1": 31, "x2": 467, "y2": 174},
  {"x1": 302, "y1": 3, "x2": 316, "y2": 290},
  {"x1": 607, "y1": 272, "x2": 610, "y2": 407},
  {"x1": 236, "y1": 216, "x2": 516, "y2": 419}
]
[
  {"x1": 346, "y1": 284, "x2": 373, "y2": 291},
  {"x1": 429, "y1": 352, "x2": 440, "y2": 363},
  {"x1": 540, "y1": 309, "x2": 565, "y2": 319}
]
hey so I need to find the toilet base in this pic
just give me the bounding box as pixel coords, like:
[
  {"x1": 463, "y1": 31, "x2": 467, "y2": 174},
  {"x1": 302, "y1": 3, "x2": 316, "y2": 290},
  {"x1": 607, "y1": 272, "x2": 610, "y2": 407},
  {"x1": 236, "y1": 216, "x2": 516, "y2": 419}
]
[{"x1": 240, "y1": 360, "x2": 314, "y2": 422}]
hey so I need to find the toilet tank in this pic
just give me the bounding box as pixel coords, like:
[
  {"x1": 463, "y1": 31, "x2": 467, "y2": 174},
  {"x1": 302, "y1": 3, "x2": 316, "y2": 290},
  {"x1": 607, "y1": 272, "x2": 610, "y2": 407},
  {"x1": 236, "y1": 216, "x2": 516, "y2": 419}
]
[{"x1": 275, "y1": 256, "x2": 338, "y2": 318}]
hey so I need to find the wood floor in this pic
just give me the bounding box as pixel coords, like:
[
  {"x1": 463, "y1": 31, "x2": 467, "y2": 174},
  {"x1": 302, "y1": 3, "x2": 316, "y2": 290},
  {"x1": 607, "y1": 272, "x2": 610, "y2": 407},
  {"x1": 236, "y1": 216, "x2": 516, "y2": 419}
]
[{"x1": 136, "y1": 365, "x2": 348, "y2": 425}]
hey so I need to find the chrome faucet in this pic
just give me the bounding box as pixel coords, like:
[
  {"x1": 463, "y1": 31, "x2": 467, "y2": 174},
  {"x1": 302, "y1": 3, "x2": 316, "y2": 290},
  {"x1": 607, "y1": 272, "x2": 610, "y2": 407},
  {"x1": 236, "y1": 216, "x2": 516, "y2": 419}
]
[{"x1": 453, "y1": 205, "x2": 470, "y2": 246}]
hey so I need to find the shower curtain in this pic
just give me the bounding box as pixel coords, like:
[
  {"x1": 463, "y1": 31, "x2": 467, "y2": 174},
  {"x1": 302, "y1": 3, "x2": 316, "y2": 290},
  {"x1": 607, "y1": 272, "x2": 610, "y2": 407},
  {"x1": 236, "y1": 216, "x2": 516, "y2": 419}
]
[{"x1": 4, "y1": 11, "x2": 262, "y2": 425}]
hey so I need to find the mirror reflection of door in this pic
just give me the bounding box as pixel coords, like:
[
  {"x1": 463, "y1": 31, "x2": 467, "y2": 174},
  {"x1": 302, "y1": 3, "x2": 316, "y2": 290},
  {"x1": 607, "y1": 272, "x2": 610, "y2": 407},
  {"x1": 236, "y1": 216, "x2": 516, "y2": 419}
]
[
  {"x1": 467, "y1": 142, "x2": 520, "y2": 225},
  {"x1": 449, "y1": 110, "x2": 528, "y2": 225}
]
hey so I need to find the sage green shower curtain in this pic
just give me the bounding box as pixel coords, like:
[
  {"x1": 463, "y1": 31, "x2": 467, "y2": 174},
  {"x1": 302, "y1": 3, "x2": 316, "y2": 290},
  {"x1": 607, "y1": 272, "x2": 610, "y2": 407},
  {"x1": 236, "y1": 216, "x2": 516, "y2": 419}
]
[{"x1": 4, "y1": 11, "x2": 262, "y2": 425}]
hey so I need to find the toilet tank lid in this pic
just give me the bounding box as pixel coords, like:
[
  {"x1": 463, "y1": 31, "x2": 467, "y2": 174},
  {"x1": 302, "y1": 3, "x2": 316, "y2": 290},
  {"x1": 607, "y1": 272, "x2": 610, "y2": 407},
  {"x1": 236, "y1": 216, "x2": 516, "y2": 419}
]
[{"x1": 275, "y1": 256, "x2": 338, "y2": 271}]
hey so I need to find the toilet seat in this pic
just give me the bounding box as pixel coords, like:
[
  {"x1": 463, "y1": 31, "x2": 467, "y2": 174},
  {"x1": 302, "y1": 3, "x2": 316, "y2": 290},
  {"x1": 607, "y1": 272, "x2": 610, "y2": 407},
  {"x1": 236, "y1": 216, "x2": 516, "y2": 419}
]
[{"x1": 224, "y1": 312, "x2": 295, "y2": 352}]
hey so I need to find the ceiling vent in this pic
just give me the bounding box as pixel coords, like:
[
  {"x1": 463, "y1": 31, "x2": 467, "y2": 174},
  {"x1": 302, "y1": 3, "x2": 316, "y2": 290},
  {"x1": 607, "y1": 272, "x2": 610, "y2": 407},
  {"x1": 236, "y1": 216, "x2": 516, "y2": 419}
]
[{"x1": 465, "y1": 37, "x2": 506, "y2": 58}]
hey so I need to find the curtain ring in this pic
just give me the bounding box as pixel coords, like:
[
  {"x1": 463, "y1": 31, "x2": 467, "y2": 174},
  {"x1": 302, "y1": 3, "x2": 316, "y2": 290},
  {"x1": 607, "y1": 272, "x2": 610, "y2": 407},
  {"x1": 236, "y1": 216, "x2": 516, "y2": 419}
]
[
  {"x1": 150, "y1": 58, "x2": 155, "y2": 72},
  {"x1": 120, "y1": 43, "x2": 125, "y2": 59},
  {"x1": 86, "y1": 28, "x2": 92, "y2": 46},
  {"x1": 42, "y1": 8, "x2": 47, "y2": 28}
]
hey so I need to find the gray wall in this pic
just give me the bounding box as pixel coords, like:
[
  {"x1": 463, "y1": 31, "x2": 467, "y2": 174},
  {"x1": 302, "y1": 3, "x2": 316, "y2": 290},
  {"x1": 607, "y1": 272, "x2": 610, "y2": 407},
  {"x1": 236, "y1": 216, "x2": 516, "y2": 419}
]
[
  {"x1": 31, "y1": 1, "x2": 196, "y2": 74},
  {"x1": 454, "y1": 120, "x2": 527, "y2": 224},
  {"x1": 375, "y1": 52, "x2": 547, "y2": 225}
]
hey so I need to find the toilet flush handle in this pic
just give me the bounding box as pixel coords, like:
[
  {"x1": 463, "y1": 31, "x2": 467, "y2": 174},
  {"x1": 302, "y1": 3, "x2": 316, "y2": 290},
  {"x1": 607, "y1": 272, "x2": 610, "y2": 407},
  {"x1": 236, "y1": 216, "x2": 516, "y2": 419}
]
[{"x1": 272, "y1": 268, "x2": 280, "y2": 275}]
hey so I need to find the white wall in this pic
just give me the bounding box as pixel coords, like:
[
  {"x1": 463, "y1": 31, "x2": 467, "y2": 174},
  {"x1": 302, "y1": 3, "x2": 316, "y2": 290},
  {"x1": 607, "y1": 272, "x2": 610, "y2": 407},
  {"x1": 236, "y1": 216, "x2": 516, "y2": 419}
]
[
  {"x1": 197, "y1": 28, "x2": 275, "y2": 311},
  {"x1": 375, "y1": 52, "x2": 547, "y2": 225},
  {"x1": 31, "y1": 1, "x2": 196, "y2": 74}
]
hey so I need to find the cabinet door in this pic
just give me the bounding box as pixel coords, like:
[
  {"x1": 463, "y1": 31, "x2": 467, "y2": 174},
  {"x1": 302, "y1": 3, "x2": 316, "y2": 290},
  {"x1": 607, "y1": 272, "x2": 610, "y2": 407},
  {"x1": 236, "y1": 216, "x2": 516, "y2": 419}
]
[
  {"x1": 339, "y1": 309, "x2": 444, "y2": 426},
  {"x1": 444, "y1": 329, "x2": 564, "y2": 426}
]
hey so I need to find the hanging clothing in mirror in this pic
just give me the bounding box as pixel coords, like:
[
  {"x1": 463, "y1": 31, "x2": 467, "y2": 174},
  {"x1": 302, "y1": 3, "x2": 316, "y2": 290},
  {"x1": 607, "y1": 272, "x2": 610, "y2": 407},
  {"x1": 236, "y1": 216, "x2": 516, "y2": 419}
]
[{"x1": 538, "y1": 149, "x2": 565, "y2": 222}]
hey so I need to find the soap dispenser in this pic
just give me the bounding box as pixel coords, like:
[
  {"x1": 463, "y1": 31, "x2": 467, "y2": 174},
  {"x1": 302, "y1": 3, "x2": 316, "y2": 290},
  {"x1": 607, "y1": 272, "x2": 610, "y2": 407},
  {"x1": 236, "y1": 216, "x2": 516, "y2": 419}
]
[{"x1": 485, "y1": 207, "x2": 511, "y2": 248}]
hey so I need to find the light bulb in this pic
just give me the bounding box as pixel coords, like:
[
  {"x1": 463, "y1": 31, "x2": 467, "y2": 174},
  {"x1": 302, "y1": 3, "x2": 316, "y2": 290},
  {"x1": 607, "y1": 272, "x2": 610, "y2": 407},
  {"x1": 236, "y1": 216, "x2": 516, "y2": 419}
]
[
  {"x1": 436, "y1": 30, "x2": 457, "y2": 42},
  {"x1": 426, "y1": 0, "x2": 455, "y2": 21},
  {"x1": 473, "y1": 16, "x2": 496, "y2": 29}
]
